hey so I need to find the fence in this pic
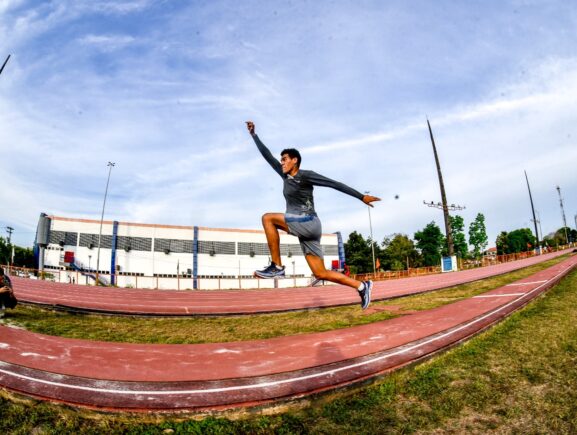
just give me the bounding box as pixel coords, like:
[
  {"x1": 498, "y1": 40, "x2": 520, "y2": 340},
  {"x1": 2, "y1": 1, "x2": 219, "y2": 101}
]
[{"x1": 353, "y1": 244, "x2": 574, "y2": 282}]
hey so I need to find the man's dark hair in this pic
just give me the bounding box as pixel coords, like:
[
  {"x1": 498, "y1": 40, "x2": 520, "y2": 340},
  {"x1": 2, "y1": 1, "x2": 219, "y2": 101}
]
[
  {"x1": 0, "y1": 268, "x2": 4, "y2": 276},
  {"x1": 281, "y1": 148, "x2": 301, "y2": 168}
]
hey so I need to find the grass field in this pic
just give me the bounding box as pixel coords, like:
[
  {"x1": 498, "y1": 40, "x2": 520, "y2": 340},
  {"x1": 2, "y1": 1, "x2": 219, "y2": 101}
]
[{"x1": 1, "y1": 256, "x2": 576, "y2": 433}]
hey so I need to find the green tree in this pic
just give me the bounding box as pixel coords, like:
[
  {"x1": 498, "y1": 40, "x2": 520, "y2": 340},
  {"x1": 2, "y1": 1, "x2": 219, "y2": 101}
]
[
  {"x1": 0, "y1": 236, "x2": 10, "y2": 265},
  {"x1": 381, "y1": 234, "x2": 420, "y2": 271},
  {"x1": 449, "y1": 215, "x2": 468, "y2": 259},
  {"x1": 0, "y1": 236, "x2": 35, "y2": 268},
  {"x1": 469, "y1": 213, "x2": 488, "y2": 258},
  {"x1": 554, "y1": 227, "x2": 576, "y2": 245},
  {"x1": 542, "y1": 227, "x2": 576, "y2": 248},
  {"x1": 496, "y1": 228, "x2": 535, "y2": 255},
  {"x1": 568, "y1": 228, "x2": 577, "y2": 244},
  {"x1": 496, "y1": 231, "x2": 509, "y2": 255},
  {"x1": 414, "y1": 222, "x2": 445, "y2": 267},
  {"x1": 344, "y1": 231, "x2": 373, "y2": 274},
  {"x1": 13, "y1": 245, "x2": 36, "y2": 268},
  {"x1": 506, "y1": 228, "x2": 535, "y2": 253}
]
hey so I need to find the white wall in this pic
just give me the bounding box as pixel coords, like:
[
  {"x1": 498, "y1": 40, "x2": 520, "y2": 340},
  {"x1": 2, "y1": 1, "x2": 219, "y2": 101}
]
[{"x1": 40, "y1": 215, "x2": 341, "y2": 290}]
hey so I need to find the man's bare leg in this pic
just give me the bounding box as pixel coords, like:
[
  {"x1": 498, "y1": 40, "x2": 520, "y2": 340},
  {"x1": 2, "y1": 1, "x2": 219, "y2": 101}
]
[
  {"x1": 261, "y1": 213, "x2": 289, "y2": 266},
  {"x1": 305, "y1": 254, "x2": 361, "y2": 289},
  {"x1": 305, "y1": 254, "x2": 373, "y2": 309}
]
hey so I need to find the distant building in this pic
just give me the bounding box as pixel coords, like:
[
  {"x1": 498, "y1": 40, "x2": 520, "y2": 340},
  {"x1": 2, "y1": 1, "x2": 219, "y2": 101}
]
[
  {"x1": 34, "y1": 214, "x2": 345, "y2": 290},
  {"x1": 483, "y1": 247, "x2": 497, "y2": 258}
]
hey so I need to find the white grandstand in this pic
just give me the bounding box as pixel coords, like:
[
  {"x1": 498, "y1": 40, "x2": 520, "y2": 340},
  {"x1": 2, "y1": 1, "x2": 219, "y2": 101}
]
[{"x1": 34, "y1": 213, "x2": 345, "y2": 290}]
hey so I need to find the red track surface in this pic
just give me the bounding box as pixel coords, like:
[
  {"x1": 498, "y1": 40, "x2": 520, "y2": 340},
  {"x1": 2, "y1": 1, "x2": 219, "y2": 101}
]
[
  {"x1": 11, "y1": 250, "x2": 571, "y2": 316},
  {"x1": 0, "y1": 253, "x2": 575, "y2": 412}
]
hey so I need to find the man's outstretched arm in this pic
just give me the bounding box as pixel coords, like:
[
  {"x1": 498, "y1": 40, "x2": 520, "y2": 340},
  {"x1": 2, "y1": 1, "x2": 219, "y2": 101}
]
[
  {"x1": 246, "y1": 121, "x2": 283, "y2": 177},
  {"x1": 306, "y1": 171, "x2": 381, "y2": 207}
]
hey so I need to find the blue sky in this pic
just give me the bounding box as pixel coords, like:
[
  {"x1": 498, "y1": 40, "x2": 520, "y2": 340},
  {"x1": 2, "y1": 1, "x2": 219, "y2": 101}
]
[{"x1": 1, "y1": 0, "x2": 576, "y2": 250}]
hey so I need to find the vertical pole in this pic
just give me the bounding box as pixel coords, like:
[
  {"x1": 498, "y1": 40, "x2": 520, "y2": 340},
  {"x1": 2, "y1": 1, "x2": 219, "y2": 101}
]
[
  {"x1": 524, "y1": 171, "x2": 541, "y2": 253},
  {"x1": 556, "y1": 186, "x2": 569, "y2": 245},
  {"x1": 365, "y1": 191, "x2": 376, "y2": 275},
  {"x1": 537, "y1": 212, "x2": 543, "y2": 246},
  {"x1": 193, "y1": 226, "x2": 199, "y2": 290},
  {"x1": 96, "y1": 162, "x2": 115, "y2": 285},
  {"x1": 5, "y1": 226, "x2": 14, "y2": 268},
  {"x1": 0, "y1": 55, "x2": 10, "y2": 76},
  {"x1": 110, "y1": 221, "x2": 118, "y2": 286},
  {"x1": 427, "y1": 120, "x2": 454, "y2": 256},
  {"x1": 177, "y1": 259, "x2": 180, "y2": 291}
]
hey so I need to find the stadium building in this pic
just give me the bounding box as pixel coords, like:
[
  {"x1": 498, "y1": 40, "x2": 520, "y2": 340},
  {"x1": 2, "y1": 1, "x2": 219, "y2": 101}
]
[{"x1": 34, "y1": 213, "x2": 346, "y2": 290}]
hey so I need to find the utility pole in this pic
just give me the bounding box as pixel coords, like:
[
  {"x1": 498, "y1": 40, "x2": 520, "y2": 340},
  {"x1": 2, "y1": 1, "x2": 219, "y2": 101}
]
[
  {"x1": 556, "y1": 186, "x2": 569, "y2": 244},
  {"x1": 5, "y1": 226, "x2": 14, "y2": 267},
  {"x1": 537, "y1": 211, "x2": 543, "y2": 243},
  {"x1": 5, "y1": 226, "x2": 13, "y2": 245},
  {"x1": 524, "y1": 171, "x2": 541, "y2": 253},
  {"x1": 424, "y1": 120, "x2": 465, "y2": 257}
]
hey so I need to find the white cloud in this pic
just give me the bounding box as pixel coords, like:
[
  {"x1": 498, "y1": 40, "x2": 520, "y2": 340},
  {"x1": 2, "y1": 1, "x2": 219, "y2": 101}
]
[
  {"x1": 88, "y1": 1, "x2": 153, "y2": 15},
  {"x1": 78, "y1": 34, "x2": 136, "y2": 51}
]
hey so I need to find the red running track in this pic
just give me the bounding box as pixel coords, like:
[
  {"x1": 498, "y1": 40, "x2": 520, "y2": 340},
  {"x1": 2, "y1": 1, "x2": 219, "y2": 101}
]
[
  {"x1": 0, "y1": 254, "x2": 575, "y2": 412},
  {"x1": 11, "y1": 250, "x2": 571, "y2": 316}
]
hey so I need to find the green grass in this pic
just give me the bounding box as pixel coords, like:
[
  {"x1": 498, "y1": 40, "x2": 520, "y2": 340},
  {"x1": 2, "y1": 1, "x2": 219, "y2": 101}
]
[
  {"x1": 1, "y1": 261, "x2": 576, "y2": 433},
  {"x1": 3, "y1": 255, "x2": 568, "y2": 344}
]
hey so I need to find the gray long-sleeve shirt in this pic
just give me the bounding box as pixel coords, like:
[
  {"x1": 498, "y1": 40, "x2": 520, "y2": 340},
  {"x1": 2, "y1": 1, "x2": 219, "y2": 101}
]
[{"x1": 252, "y1": 134, "x2": 365, "y2": 216}]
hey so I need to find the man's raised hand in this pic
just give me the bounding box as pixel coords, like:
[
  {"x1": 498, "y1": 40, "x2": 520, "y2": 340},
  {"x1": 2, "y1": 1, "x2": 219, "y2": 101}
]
[
  {"x1": 246, "y1": 121, "x2": 255, "y2": 136},
  {"x1": 362, "y1": 195, "x2": 381, "y2": 208}
]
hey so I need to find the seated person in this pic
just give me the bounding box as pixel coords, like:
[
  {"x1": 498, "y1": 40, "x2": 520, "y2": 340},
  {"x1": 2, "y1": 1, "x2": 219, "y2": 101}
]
[{"x1": 0, "y1": 267, "x2": 17, "y2": 318}]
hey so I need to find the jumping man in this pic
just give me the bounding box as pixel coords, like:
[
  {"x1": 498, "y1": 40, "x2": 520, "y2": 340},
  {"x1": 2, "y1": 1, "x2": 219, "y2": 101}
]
[{"x1": 247, "y1": 121, "x2": 381, "y2": 309}]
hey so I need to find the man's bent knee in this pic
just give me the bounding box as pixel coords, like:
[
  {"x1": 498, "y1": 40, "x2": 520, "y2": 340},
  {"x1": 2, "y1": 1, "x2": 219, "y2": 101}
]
[
  {"x1": 312, "y1": 269, "x2": 330, "y2": 281},
  {"x1": 262, "y1": 213, "x2": 272, "y2": 221},
  {"x1": 262, "y1": 213, "x2": 287, "y2": 231},
  {"x1": 262, "y1": 213, "x2": 278, "y2": 223}
]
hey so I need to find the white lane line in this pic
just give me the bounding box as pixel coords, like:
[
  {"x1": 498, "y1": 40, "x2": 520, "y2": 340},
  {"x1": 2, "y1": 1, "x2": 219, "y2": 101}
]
[
  {"x1": 0, "y1": 263, "x2": 573, "y2": 398},
  {"x1": 474, "y1": 293, "x2": 525, "y2": 298},
  {"x1": 506, "y1": 280, "x2": 547, "y2": 286}
]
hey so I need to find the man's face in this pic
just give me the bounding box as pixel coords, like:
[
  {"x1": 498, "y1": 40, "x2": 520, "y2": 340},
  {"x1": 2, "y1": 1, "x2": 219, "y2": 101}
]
[{"x1": 280, "y1": 154, "x2": 299, "y2": 174}]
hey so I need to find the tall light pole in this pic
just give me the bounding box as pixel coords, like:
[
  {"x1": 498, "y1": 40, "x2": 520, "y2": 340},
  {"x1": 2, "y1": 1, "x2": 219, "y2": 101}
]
[
  {"x1": 556, "y1": 186, "x2": 568, "y2": 245},
  {"x1": 95, "y1": 162, "x2": 115, "y2": 285},
  {"x1": 365, "y1": 191, "x2": 376, "y2": 275},
  {"x1": 2, "y1": 57, "x2": 13, "y2": 267},
  {"x1": 424, "y1": 120, "x2": 465, "y2": 258},
  {"x1": 524, "y1": 171, "x2": 540, "y2": 253}
]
